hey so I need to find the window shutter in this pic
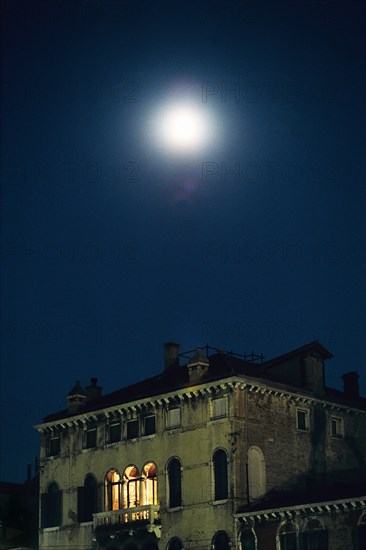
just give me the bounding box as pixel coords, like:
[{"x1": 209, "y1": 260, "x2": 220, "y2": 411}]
[
  {"x1": 56, "y1": 490, "x2": 62, "y2": 526},
  {"x1": 41, "y1": 493, "x2": 48, "y2": 528},
  {"x1": 77, "y1": 486, "x2": 85, "y2": 522}
]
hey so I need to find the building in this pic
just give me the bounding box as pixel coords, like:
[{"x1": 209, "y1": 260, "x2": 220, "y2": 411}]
[
  {"x1": 34, "y1": 341, "x2": 366, "y2": 550},
  {"x1": 0, "y1": 466, "x2": 39, "y2": 550}
]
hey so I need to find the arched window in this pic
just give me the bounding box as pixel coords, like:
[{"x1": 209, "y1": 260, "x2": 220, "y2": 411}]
[
  {"x1": 41, "y1": 481, "x2": 62, "y2": 528},
  {"x1": 141, "y1": 462, "x2": 157, "y2": 505},
  {"x1": 123, "y1": 466, "x2": 140, "y2": 508},
  {"x1": 213, "y1": 449, "x2": 228, "y2": 501},
  {"x1": 212, "y1": 530, "x2": 230, "y2": 550},
  {"x1": 105, "y1": 469, "x2": 121, "y2": 511},
  {"x1": 301, "y1": 519, "x2": 328, "y2": 550},
  {"x1": 167, "y1": 537, "x2": 184, "y2": 550},
  {"x1": 167, "y1": 457, "x2": 182, "y2": 508},
  {"x1": 78, "y1": 474, "x2": 97, "y2": 522},
  {"x1": 248, "y1": 447, "x2": 266, "y2": 500},
  {"x1": 278, "y1": 521, "x2": 298, "y2": 550},
  {"x1": 357, "y1": 513, "x2": 366, "y2": 549},
  {"x1": 240, "y1": 527, "x2": 256, "y2": 550}
]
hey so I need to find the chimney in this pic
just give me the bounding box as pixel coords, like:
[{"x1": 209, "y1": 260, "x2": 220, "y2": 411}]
[
  {"x1": 164, "y1": 342, "x2": 180, "y2": 370},
  {"x1": 302, "y1": 354, "x2": 325, "y2": 394},
  {"x1": 342, "y1": 371, "x2": 359, "y2": 398},
  {"x1": 85, "y1": 377, "x2": 102, "y2": 401},
  {"x1": 187, "y1": 348, "x2": 209, "y2": 384},
  {"x1": 67, "y1": 380, "x2": 87, "y2": 412}
]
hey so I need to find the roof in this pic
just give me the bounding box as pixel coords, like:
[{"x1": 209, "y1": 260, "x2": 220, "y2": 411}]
[
  {"x1": 235, "y1": 479, "x2": 366, "y2": 516},
  {"x1": 42, "y1": 342, "x2": 365, "y2": 423}
]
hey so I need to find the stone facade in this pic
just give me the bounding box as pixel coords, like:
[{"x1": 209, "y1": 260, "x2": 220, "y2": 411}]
[{"x1": 35, "y1": 342, "x2": 366, "y2": 550}]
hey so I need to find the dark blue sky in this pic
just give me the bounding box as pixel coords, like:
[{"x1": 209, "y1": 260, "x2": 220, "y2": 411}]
[{"x1": 1, "y1": 0, "x2": 365, "y2": 482}]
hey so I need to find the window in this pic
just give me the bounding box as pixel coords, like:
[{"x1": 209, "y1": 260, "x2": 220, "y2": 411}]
[
  {"x1": 301, "y1": 519, "x2": 328, "y2": 550},
  {"x1": 240, "y1": 528, "x2": 256, "y2": 550},
  {"x1": 141, "y1": 462, "x2": 157, "y2": 505},
  {"x1": 212, "y1": 531, "x2": 230, "y2": 550},
  {"x1": 167, "y1": 457, "x2": 182, "y2": 508},
  {"x1": 278, "y1": 522, "x2": 298, "y2": 550},
  {"x1": 85, "y1": 424, "x2": 97, "y2": 448},
  {"x1": 105, "y1": 469, "x2": 121, "y2": 511},
  {"x1": 109, "y1": 422, "x2": 121, "y2": 443},
  {"x1": 41, "y1": 482, "x2": 62, "y2": 528},
  {"x1": 123, "y1": 466, "x2": 140, "y2": 508},
  {"x1": 167, "y1": 538, "x2": 183, "y2": 550},
  {"x1": 167, "y1": 408, "x2": 181, "y2": 429},
  {"x1": 144, "y1": 415, "x2": 156, "y2": 436},
  {"x1": 48, "y1": 435, "x2": 60, "y2": 456},
  {"x1": 297, "y1": 409, "x2": 310, "y2": 431},
  {"x1": 331, "y1": 416, "x2": 344, "y2": 438},
  {"x1": 212, "y1": 397, "x2": 227, "y2": 419},
  {"x1": 357, "y1": 513, "x2": 366, "y2": 549},
  {"x1": 213, "y1": 449, "x2": 228, "y2": 501},
  {"x1": 127, "y1": 419, "x2": 139, "y2": 440},
  {"x1": 77, "y1": 474, "x2": 97, "y2": 522},
  {"x1": 248, "y1": 447, "x2": 266, "y2": 499}
]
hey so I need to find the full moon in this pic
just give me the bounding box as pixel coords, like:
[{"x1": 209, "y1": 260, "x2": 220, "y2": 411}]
[{"x1": 151, "y1": 101, "x2": 214, "y2": 155}]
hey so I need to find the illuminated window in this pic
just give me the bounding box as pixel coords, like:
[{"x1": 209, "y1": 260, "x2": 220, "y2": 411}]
[
  {"x1": 331, "y1": 416, "x2": 344, "y2": 438},
  {"x1": 296, "y1": 409, "x2": 310, "y2": 431},
  {"x1": 212, "y1": 531, "x2": 230, "y2": 550},
  {"x1": 105, "y1": 469, "x2": 121, "y2": 511},
  {"x1": 144, "y1": 415, "x2": 156, "y2": 436},
  {"x1": 212, "y1": 397, "x2": 227, "y2": 419},
  {"x1": 48, "y1": 435, "x2": 60, "y2": 456},
  {"x1": 167, "y1": 457, "x2": 182, "y2": 508},
  {"x1": 167, "y1": 408, "x2": 181, "y2": 428},
  {"x1": 123, "y1": 466, "x2": 140, "y2": 508},
  {"x1": 109, "y1": 422, "x2": 121, "y2": 443},
  {"x1": 141, "y1": 462, "x2": 157, "y2": 505},
  {"x1": 213, "y1": 449, "x2": 228, "y2": 501},
  {"x1": 127, "y1": 419, "x2": 139, "y2": 439},
  {"x1": 78, "y1": 474, "x2": 97, "y2": 522},
  {"x1": 41, "y1": 482, "x2": 62, "y2": 528}
]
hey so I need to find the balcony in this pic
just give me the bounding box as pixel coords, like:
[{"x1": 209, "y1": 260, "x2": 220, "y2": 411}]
[{"x1": 93, "y1": 505, "x2": 160, "y2": 537}]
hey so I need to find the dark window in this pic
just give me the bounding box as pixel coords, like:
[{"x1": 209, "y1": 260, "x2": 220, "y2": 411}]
[
  {"x1": 126, "y1": 420, "x2": 139, "y2": 439},
  {"x1": 168, "y1": 538, "x2": 183, "y2": 550},
  {"x1": 297, "y1": 409, "x2": 309, "y2": 431},
  {"x1": 77, "y1": 474, "x2": 97, "y2": 522},
  {"x1": 168, "y1": 458, "x2": 182, "y2": 508},
  {"x1": 280, "y1": 533, "x2": 297, "y2": 550},
  {"x1": 212, "y1": 531, "x2": 230, "y2": 550},
  {"x1": 213, "y1": 449, "x2": 228, "y2": 500},
  {"x1": 301, "y1": 529, "x2": 328, "y2": 550},
  {"x1": 49, "y1": 436, "x2": 60, "y2": 456},
  {"x1": 86, "y1": 426, "x2": 97, "y2": 448},
  {"x1": 144, "y1": 415, "x2": 156, "y2": 436},
  {"x1": 331, "y1": 417, "x2": 343, "y2": 438},
  {"x1": 241, "y1": 528, "x2": 255, "y2": 550},
  {"x1": 109, "y1": 422, "x2": 121, "y2": 443},
  {"x1": 41, "y1": 482, "x2": 62, "y2": 528},
  {"x1": 357, "y1": 523, "x2": 366, "y2": 549}
]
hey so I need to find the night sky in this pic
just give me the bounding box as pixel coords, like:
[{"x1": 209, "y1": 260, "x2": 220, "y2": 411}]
[{"x1": 1, "y1": 0, "x2": 365, "y2": 482}]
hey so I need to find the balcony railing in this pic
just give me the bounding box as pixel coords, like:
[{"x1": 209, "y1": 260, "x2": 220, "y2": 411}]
[{"x1": 93, "y1": 504, "x2": 160, "y2": 532}]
